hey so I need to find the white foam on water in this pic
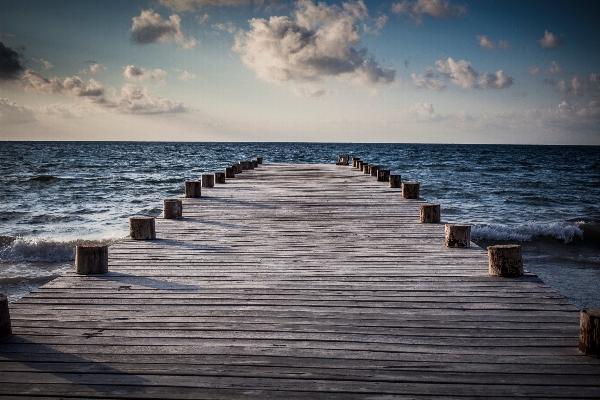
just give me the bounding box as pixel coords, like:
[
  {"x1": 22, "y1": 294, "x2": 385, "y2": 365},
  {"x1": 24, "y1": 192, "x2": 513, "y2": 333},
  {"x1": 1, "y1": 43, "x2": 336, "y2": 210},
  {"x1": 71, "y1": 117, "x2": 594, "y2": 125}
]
[
  {"x1": 471, "y1": 221, "x2": 585, "y2": 243},
  {"x1": 0, "y1": 236, "x2": 121, "y2": 263}
]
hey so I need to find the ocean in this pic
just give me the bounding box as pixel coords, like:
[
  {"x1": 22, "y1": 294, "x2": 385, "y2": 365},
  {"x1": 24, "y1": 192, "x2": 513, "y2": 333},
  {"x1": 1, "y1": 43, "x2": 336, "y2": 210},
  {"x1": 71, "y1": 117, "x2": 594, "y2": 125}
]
[{"x1": 1, "y1": 142, "x2": 599, "y2": 309}]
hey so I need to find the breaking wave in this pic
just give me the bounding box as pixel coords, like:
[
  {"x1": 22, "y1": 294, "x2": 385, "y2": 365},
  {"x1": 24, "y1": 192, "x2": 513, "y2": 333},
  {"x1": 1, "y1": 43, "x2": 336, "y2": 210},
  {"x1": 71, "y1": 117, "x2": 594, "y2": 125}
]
[
  {"x1": 0, "y1": 236, "x2": 120, "y2": 263},
  {"x1": 471, "y1": 221, "x2": 587, "y2": 243}
]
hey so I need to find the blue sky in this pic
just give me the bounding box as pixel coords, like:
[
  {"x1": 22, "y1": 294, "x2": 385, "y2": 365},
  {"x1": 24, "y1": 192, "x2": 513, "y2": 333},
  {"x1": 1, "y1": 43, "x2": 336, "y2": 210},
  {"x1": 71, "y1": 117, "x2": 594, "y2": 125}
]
[{"x1": 1, "y1": 0, "x2": 599, "y2": 144}]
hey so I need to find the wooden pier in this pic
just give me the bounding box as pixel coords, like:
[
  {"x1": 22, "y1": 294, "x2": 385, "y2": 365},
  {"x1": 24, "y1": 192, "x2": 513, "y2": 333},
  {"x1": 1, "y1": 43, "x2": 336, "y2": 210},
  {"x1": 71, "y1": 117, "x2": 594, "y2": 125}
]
[{"x1": 1, "y1": 163, "x2": 599, "y2": 398}]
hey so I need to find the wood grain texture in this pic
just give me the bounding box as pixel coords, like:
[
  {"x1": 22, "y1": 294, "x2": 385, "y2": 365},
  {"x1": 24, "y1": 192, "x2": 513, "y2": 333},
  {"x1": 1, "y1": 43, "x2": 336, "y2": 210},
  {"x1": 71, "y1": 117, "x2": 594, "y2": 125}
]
[{"x1": 1, "y1": 163, "x2": 599, "y2": 398}]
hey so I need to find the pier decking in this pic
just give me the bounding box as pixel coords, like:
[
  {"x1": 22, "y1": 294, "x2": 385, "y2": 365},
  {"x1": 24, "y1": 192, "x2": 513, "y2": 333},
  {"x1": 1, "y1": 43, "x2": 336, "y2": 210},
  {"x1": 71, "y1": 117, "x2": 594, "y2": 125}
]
[{"x1": 1, "y1": 163, "x2": 599, "y2": 398}]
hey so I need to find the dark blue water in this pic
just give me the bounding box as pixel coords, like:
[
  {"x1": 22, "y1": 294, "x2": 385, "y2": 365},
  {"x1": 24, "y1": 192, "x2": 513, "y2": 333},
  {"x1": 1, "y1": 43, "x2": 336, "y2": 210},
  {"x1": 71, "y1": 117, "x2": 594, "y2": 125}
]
[{"x1": 1, "y1": 142, "x2": 599, "y2": 307}]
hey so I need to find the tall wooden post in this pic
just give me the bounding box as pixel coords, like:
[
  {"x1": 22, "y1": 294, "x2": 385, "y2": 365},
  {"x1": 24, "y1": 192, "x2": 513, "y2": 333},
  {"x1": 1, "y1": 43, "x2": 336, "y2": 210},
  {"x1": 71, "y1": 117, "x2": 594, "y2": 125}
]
[
  {"x1": 488, "y1": 244, "x2": 523, "y2": 277},
  {"x1": 420, "y1": 203, "x2": 440, "y2": 223},
  {"x1": 75, "y1": 244, "x2": 109, "y2": 275},
  {"x1": 184, "y1": 181, "x2": 201, "y2": 198},
  {"x1": 579, "y1": 309, "x2": 600, "y2": 357},
  {"x1": 445, "y1": 224, "x2": 471, "y2": 247},
  {"x1": 389, "y1": 174, "x2": 401, "y2": 188},
  {"x1": 402, "y1": 182, "x2": 420, "y2": 199},
  {"x1": 130, "y1": 216, "x2": 156, "y2": 240},
  {"x1": 201, "y1": 174, "x2": 214, "y2": 187},
  {"x1": 164, "y1": 199, "x2": 182, "y2": 219},
  {"x1": 0, "y1": 294, "x2": 12, "y2": 341},
  {"x1": 214, "y1": 172, "x2": 226, "y2": 184}
]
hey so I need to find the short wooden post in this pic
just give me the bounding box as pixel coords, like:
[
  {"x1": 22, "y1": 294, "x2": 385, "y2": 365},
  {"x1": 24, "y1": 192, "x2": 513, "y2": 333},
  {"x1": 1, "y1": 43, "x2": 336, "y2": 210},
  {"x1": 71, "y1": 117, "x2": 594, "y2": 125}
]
[
  {"x1": 214, "y1": 172, "x2": 226, "y2": 184},
  {"x1": 234, "y1": 163, "x2": 242, "y2": 174},
  {"x1": 251, "y1": 160, "x2": 258, "y2": 168},
  {"x1": 445, "y1": 224, "x2": 471, "y2": 247},
  {"x1": 239, "y1": 161, "x2": 247, "y2": 171},
  {"x1": 75, "y1": 244, "x2": 108, "y2": 275},
  {"x1": 253, "y1": 157, "x2": 263, "y2": 164},
  {"x1": 0, "y1": 294, "x2": 12, "y2": 341},
  {"x1": 488, "y1": 244, "x2": 523, "y2": 277},
  {"x1": 579, "y1": 309, "x2": 600, "y2": 357},
  {"x1": 130, "y1": 216, "x2": 156, "y2": 240},
  {"x1": 247, "y1": 161, "x2": 254, "y2": 170},
  {"x1": 377, "y1": 169, "x2": 390, "y2": 182},
  {"x1": 402, "y1": 182, "x2": 420, "y2": 199},
  {"x1": 184, "y1": 181, "x2": 201, "y2": 198},
  {"x1": 370, "y1": 166, "x2": 380, "y2": 177},
  {"x1": 420, "y1": 203, "x2": 440, "y2": 223},
  {"x1": 164, "y1": 199, "x2": 182, "y2": 219},
  {"x1": 357, "y1": 160, "x2": 364, "y2": 170},
  {"x1": 201, "y1": 174, "x2": 214, "y2": 187},
  {"x1": 352, "y1": 157, "x2": 360, "y2": 167},
  {"x1": 337, "y1": 155, "x2": 349, "y2": 165},
  {"x1": 225, "y1": 167, "x2": 235, "y2": 178},
  {"x1": 389, "y1": 174, "x2": 401, "y2": 188},
  {"x1": 363, "y1": 163, "x2": 370, "y2": 174}
]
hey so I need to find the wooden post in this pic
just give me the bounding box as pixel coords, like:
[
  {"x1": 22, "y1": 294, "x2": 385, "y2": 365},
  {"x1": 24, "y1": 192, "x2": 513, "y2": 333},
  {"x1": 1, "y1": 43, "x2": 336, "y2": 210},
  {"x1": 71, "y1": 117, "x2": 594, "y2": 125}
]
[
  {"x1": 363, "y1": 163, "x2": 370, "y2": 174},
  {"x1": 225, "y1": 167, "x2": 235, "y2": 178},
  {"x1": 201, "y1": 174, "x2": 214, "y2": 187},
  {"x1": 164, "y1": 199, "x2": 182, "y2": 219},
  {"x1": 337, "y1": 155, "x2": 349, "y2": 165},
  {"x1": 253, "y1": 157, "x2": 263, "y2": 164},
  {"x1": 389, "y1": 174, "x2": 401, "y2": 188},
  {"x1": 247, "y1": 161, "x2": 254, "y2": 170},
  {"x1": 377, "y1": 169, "x2": 390, "y2": 182},
  {"x1": 239, "y1": 161, "x2": 247, "y2": 171},
  {"x1": 0, "y1": 294, "x2": 12, "y2": 341},
  {"x1": 251, "y1": 160, "x2": 258, "y2": 168},
  {"x1": 75, "y1": 244, "x2": 108, "y2": 275},
  {"x1": 352, "y1": 157, "x2": 360, "y2": 167},
  {"x1": 214, "y1": 172, "x2": 226, "y2": 184},
  {"x1": 357, "y1": 160, "x2": 364, "y2": 170},
  {"x1": 579, "y1": 309, "x2": 600, "y2": 357},
  {"x1": 445, "y1": 224, "x2": 471, "y2": 247},
  {"x1": 184, "y1": 181, "x2": 201, "y2": 198},
  {"x1": 420, "y1": 203, "x2": 440, "y2": 223},
  {"x1": 402, "y1": 182, "x2": 420, "y2": 199},
  {"x1": 234, "y1": 163, "x2": 242, "y2": 174},
  {"x1": 130, "y1": 216, "x2": 156, "y2": 240},
  {"x1": 488, "y1": 244, "x2": 523, "y2": 277},
  {"x1": 370, "y1": 166, "x2": 380, "y2": 177}
]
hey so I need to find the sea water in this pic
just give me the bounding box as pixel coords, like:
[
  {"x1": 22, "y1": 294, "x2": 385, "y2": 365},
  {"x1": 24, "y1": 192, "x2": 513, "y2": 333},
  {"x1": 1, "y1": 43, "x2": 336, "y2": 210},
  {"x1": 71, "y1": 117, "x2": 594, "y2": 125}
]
[{"x1": 1, "y1": 142, "x2": 599, "y2": 308}]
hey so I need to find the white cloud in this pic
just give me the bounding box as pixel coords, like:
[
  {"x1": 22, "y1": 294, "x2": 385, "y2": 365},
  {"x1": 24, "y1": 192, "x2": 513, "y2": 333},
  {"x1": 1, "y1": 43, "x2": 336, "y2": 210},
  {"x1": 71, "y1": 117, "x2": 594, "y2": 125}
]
[
  {"x1": 123, "y1": 65, "x2": 168, "y2": 81},
  {"x1": 130, "y1": 9, "x2": 197, "y2": 49},
  {"x1": 391, "y1": 0, "x2": 466, "y2": 24},
  {"x1": 37, "y1": 59, "x2": 54, "y2": 70},
  {"x1": 22, "y1": 70, "x2": 105, "y2": 98},
  {"x1": 408, "y1": 102, "x2": 441, "y2": 121},
  {"x1": 477, "y1": 35, "x2": 494, "y2": 49},
  {"x1": 435, "y1": 57, "x2": 513, "y2": 90},
  {"x1": 498, "y1": 40, "x2": 509, "y2": 50},
  {"x1": 539, "y1": 30, "x2": 563, "y2": 49},
  {"x1": 102, "y1": 84, "x2": 185, "y2": 114},
  {"x1": 179, "y1": 70, "x2": 197, "y2": 80},
  {"x1": 90, "y1": 63, "x2": 107, "y2": 74},
  {"x1": 42, "y1": 102, "x2": 97, "y2": 118},
  {"x1": 159, "y1": 0, "x2": 252, "y2": 12},
  {"x1": 545, "y1": 75, "x2": 584, "y2": 97},
  {"x1": 528, "y1": 66, "x2": 540, "y2": 75},
  {"x1": 547, "y1": 61, "x2": 562, "y2": 74},
  {"x1": 412, "y1": 68, "x2": 445, "y2": 91},
  {"x1": 233, "y1": 0, "x2": 395, "y2": 88},
  {"x1": 0, "y1": 98, "x2": 36, "y2": 124},
  {"x1": 213, "y1": 22, "x2": 237, "y2": 34},
  {"x1": 292, "y1": 84, "x2": 335, "y2": 98}
]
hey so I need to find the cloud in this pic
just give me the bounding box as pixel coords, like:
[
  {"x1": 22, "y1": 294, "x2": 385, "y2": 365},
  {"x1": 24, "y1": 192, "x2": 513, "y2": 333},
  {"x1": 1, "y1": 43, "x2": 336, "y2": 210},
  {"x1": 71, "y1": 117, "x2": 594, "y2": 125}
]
[
  {"x1": 435, "y1": 57, "x2": 513, "y2": 89},
  {"x1": 412, "y1": 68, "x2": 445, "y2": 91},
  {"x1": 22, "y1": 70, "x2": 105, "y2": 98},
  {"x1": 178, "y1": 70, "x2": 197, "y2": 80},
  {"x1": 123, "y1": 65, "x2": 168, "y2": 81},
  {"x1": 391, "y1": 0, "x2": 466, "y2": 24},
  {"x1": 0, "y1": 42, "x2": 25, "y2": 81},
  {"x1": 0, "y1": 98, "x2": 36, "y2": 124},
  {"x1": 477, "y1": 35, "x2": 494, "y2": 49},
  {"x1": 130, "y1": 9, "x2": 197, "y2": 49},
  {"x1": 233, "y1": 0, "x2": 395, "y2": 88},
  {"x1": 159, "y1": 0, "x2": 253, "y2": 12},
  {"x1": 547, "y1": 61, "x2": 562, "y2": 74},
  {"x1": 545, "y1": 75, "x2": 584, "y2": 97},
  {"x1": 213, "y1": 22, "x2": 237, "y2": 34},
  {"x1": 498, "y1": 40, "x2": 509, "y2": 50},
  {"x1": 539, "y1": 30, "x2": 563, "y2": 49},
  {"x1": 292, "y1": 84, "x2": 335, "y2": 98},
  {"x1": 21, "y1": 70, "x2": 184, "y2": 115},
  {"x1": 35, "y1": 58, "x2": 53, "y2": 70},
  {"x1": 408, "y1": 102, "x2": 441, "y2": 121},
  {"x1": 80, "y1": 63, "x2": 107, "y2": 75},
  {"x1": 42, "y1": 102, "x2": 97, "y2": 118},
  {"x1": 528, "y1": 66, "x2": 540, "y2": 75}
]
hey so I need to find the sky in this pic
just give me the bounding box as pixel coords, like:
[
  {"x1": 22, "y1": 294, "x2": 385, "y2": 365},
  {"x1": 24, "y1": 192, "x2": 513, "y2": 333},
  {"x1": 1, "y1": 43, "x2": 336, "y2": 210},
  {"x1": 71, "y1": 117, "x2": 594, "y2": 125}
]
[{"x1": 1, "y1": 0, "x2": 599, "y2": 144}]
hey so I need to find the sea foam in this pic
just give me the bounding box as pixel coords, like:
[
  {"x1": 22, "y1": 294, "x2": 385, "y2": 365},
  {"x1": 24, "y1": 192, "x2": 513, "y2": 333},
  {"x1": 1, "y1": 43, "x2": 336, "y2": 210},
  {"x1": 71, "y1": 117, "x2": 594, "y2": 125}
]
[
  {"x1": 471, "y1": 221, "x2": 585, "y2": 243},
  {"x1": 0, "y1": 236, "x2": 119, "y2": 263}
]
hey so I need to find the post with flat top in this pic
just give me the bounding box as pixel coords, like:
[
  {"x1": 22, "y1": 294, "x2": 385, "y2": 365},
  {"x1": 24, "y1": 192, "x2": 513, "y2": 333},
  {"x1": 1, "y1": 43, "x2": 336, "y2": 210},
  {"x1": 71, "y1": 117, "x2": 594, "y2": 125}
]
[
  {"x1": 370, "y1": 165, "x2": 380, "y2": 177},
  {"x1": 201, "y1": 174, "x2": 214, "y2": 187},
  {"x1": 357, "y1": 160, "x2": 364, "y2": 170},
  {"x1": 337, "y1": 155, "x2": 349, "y2": 165},
  {"x1": 75, "y1": 244, "x2": 109, "y2": 275},
  {"x1": 234, "y1": 163, "x2": 242, "y2": 174},
  {"x1": 488, "y1": 244, "x2": 523, "y2": 277},
  {"x1": 164, "y1": 199, "x2": 182, "y2": 219},
  {"x1": 214, "y1": 172, "x2": 226, "y2": 184},
  {"x1": 130, "y1": 216, "x2": 156, "y2": 240},
  {"x1": 420, "y1": 203, "x2": 440, "y2": 223},
  {"x1": 225, "y1": 167, "x2": 235, "y2": 179},
  {"x1": 389, "y1": 174, "x2": 401, "y2": 188},
  {"x1": 445, "y1": 224, "x2": 471, "y2": 247},
  {"x1": 184, "y1": 181, "x2": 201, "y2": 198},
  {"x1": 579, "y1": 309, "x2": 600, "y2": 357},
  {"x1": 363, "y1": 163, "x2": 370, "y2": 174},
  {"x1": 402, "y1": 182, "x2": 420, "y2": 199},
  {"x1": 0, "y1": 294, "x2": 13, "y2": 341},
  {"x1": 253, "y1": 157, "x2": 263, "y2": 164},
  {"x1": 377, "y1": 169, "x2": 390, "y2": 182}
]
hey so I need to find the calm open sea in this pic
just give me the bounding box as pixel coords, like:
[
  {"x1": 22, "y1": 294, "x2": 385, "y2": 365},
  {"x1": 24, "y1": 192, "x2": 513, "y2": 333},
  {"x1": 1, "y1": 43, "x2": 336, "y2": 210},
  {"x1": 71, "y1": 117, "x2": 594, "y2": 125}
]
[{"x1": 1, "y1": 142, "x2": 599, "y2": 308}]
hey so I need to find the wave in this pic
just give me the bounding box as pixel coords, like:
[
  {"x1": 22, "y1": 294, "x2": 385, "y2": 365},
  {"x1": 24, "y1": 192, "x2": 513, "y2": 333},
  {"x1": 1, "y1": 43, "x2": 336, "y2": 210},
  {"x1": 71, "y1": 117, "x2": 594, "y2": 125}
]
[
  {"x1": 0, "y1": 236, "x2": 120, "y2": 263},
  {"x1": 471, "y1": 221, "x2": 586, "y2": 243}
]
